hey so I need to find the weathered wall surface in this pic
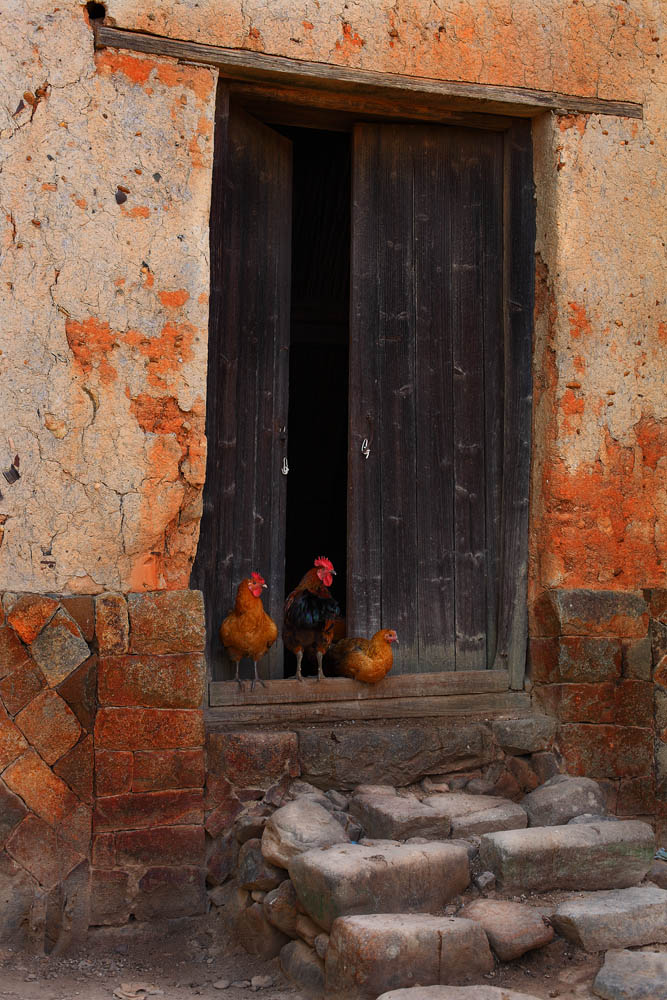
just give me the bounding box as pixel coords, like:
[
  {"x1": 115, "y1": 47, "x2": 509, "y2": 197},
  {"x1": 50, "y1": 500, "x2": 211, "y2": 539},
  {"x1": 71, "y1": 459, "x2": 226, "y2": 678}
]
[
  {"x1": 0, "y1": 1, "x2": 216, "y2": 594},
  {"x1": 1, "y1": 0, "x2": 665, "y2": 598}
]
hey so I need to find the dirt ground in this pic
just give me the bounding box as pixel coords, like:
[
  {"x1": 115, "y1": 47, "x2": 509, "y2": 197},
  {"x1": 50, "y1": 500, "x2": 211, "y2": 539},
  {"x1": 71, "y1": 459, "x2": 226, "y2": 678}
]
[{"x1": 0, "y1": 899, "x2": 606, "y2": 1000}]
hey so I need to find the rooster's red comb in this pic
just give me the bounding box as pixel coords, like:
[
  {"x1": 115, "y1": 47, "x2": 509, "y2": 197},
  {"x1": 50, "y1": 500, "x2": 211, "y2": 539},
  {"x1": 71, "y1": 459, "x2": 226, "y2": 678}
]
[
  {"x1": 251, "y1": 571, "x2": 266, "y2": 584},
  {"x1": 314, "y1": 556, "x2": 334, "y2": 571}
]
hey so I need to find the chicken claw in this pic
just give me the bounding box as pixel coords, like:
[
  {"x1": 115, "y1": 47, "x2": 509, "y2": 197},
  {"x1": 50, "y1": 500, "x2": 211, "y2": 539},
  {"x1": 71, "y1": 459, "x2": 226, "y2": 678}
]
[
  {"x1": 295, "y1": 649, "x2": 304, "y2": 682},
  {"x1": 251, "y1": 662, "x2": 267, "y2": 691}
]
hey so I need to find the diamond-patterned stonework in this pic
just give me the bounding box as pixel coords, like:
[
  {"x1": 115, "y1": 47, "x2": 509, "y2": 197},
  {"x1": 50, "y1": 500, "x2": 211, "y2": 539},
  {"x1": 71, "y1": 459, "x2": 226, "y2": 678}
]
[
  {"x1": 15, "y1": 689, "x2": 82, "y2": 765},
  {"x1": 30, "y1": 609, "x2": 91, "y2": 686}
]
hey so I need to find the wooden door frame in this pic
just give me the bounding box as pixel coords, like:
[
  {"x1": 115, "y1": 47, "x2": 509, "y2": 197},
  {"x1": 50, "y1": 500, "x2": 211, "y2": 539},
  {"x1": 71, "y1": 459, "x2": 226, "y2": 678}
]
[{"x1": 199, "y1": 85, "x2": 535, "y2": 722}]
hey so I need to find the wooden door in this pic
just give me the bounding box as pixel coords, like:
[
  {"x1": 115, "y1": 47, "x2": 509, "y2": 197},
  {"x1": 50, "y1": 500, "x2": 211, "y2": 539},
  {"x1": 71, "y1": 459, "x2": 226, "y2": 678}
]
[
  {"x1": 348, "y1": 122, "x2": 532, "y2": 678},
  {"x1": 192, "y1": 88, "x2": 292, "y2": 681}
]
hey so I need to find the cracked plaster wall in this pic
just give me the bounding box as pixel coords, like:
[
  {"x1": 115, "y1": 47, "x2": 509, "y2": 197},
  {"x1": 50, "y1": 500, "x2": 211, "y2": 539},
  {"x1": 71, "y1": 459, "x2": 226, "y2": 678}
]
[{"x1": 1, "y1": 0, "x2": 665, "y2": 597}]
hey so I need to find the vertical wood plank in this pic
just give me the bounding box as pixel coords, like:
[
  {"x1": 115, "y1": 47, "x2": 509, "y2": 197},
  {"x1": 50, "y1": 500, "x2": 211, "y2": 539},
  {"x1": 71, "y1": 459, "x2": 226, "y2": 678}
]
[
  {"x1": 494, "y1": 119, "x2": 534, "y2": 688},
  {"x1": 191, "y1": 94, "x2": 292, "y2": 682}
]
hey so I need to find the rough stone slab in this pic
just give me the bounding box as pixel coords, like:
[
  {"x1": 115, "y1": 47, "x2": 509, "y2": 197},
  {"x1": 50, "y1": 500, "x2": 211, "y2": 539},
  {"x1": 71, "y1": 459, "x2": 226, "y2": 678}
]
[
  {"x1": 378, "y1": 989, "x2": 543, "y2": 1000},
  {"x1": 298, "y1": 724, "x2": 494, "y2": 789},
  {"x1": 280, "y1": 939, "x2": 324, "y2": 994},
  {"x1": 0, "y1": 851, "x2": 36, "y2": 944},
  {"x1": 15, "y1": 688, "x2": 82, "y2": 765},
  {"x1": 237, "y1": 901, "x2": 289, "y2": 958},
  {"x1": 133, "y1": 865, "x2": 207, "y2": 920},
  {"x1": 98, "y1": 653, "x2": 205, "y2": 708},
  {"x1": 6, "y1": 595, "x2": 59, "y2": 645},
  {"x1": 593, "y1": 949, "x2": 667, "y2": 999},
  {"x1": 542, "y1": 590, "x2": 649, "y2": 638},
  {"x1": 238, "y1": 838, "x2": 285, "y2": 891},
  {"x1": 551, "y1": 886, "x2": 667, "y2": 951},
  {"x1": 30, "y1": 608, "x2": 91, "y2": 686},
  {"x1": 491, "y1": 716, "x2": 557, "y2": 754},
  {"x1": 264, "y1": 879, "x2": 298, "y2": 937},
  {"x1": 0, "y1": 781, "x2": 28, "y2": 848},
  {"x1": 95, "y1": 593, "x2": 129, "y2": 655},
  {"x1": 208, "y1": 731, "x2": 300, "y2": 788},
  {"x1": 325, "y1": 915, "x2": 493, "y2": 998},
  {"x1": 349, "y1": 792, "x2": 451, "y2": 840},
  {"x1": 289, "y1": 841, "x2": 469, "y2": 932},
  {"x1": 262, "y1": 799, "x2": 348, "y2": 869},
  {"x1": 128, "y1": 591, "x2": 205, "y2": 654},
  {"x1": 461, "y1": 899, "x2": 554, "y2": 960},
  {"x1": 522, "y1": 775, "x2": 606, "y2": 826},
  {"x1": 479, "y1": 820, "x2": 654, "y2": 892},
  {"x1": 450, "y1": 802, "x2": 528, "y2": 838}
]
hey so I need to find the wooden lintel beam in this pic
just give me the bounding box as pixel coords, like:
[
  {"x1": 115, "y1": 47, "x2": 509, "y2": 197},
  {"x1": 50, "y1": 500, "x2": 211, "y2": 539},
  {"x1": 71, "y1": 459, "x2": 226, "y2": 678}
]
[{"x1": 95, "y1": 25, "x2": 642, "y2": 121}]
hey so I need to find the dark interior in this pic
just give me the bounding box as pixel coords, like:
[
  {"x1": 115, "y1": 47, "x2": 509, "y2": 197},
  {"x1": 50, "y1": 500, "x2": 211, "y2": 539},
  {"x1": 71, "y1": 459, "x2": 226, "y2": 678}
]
[{"x1": 278, "y1": 126, "x2": 351, "y2": 676}]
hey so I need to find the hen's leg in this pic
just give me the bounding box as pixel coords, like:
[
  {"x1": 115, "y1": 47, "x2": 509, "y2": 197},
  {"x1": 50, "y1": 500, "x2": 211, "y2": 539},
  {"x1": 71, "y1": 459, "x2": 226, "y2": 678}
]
[
  {"x1": 234, "y1": 660, "x2": 244, "y2": 691},
  {"x1": 316, "y1": 651, "x2": 325, "y2": 682},
  {"x1": 295, "y1": 650, "x2": 304, "y2": 682},
  {"x1": 251, "y1": 661, "x2": 267, "y2": 692}
]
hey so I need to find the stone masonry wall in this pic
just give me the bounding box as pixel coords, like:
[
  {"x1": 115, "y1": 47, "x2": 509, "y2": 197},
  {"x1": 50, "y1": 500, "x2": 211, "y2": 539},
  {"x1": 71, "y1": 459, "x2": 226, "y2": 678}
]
[
  {"x1": 528, "y1": 588, "x2": 667, "y2": 840},
  {"x1": 0, "y1": 589, "x2": 206, "y2": 949}
]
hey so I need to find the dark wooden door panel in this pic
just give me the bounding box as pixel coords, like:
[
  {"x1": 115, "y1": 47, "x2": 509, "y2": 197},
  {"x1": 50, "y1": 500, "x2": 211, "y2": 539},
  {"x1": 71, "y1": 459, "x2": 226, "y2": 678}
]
[
  {"x1": 349, "y1": 123, "x2": 504, "y2": 673},
  {"x1": 193, "y1": 87, "x2": 292, "y2": 681}
]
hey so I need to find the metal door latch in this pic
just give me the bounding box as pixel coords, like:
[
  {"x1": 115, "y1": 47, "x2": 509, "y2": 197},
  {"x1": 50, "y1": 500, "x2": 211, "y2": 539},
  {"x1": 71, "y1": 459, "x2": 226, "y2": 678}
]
[
  {"x1": 281, "y1": 457, "x2": 289, "y2": 475},
  {"x1": 361, "y1": 438, "x2": 370, "y2": 460}
]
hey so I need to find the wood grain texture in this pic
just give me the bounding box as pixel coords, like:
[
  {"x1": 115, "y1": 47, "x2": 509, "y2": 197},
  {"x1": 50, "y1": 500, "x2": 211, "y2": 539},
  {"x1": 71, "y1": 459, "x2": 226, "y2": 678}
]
[
  {"x1": 191, "y1": 91, "x2": 292, "y2": 681},
  {"x1": 206, "y1": 689, "x2": 531, "y2": 724},
  {"x1": 210, "y1": 667, "x2": 510, "y2": 706},
  {"x1": 95, "y1": 26, "x2": 642, "y2": 120}
]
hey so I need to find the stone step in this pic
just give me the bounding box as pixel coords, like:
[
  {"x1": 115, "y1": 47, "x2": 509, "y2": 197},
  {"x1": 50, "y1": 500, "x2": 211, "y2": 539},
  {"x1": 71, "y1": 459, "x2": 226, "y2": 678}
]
[
  {"x1": 325, "y1": 914, "x2": 494, "y2": 998},
  {"x1": 460, "y1": 899, "x2": 554, "y2": 961},
  {"x1": 593, "y1": 949, "x2": 667, "y2": 1000},
  {"x1": 288, "y1": 841, "x2": 469, "y2": 932},
  {"x1": 350, "y1": 789, "x2": 527, "y2": 841},
  {"x1": 521, "y1": 775, "x2": 607, "y2": 826},
  {"x1": 378, "y1": 988, "x2": 543, "y2": 1000},
  {"x1": 478, "y1": 820, "x2": 654, "y2": 892},
  {"x1": 551, "y1": 886, "x2": 667, "y2": 951}
]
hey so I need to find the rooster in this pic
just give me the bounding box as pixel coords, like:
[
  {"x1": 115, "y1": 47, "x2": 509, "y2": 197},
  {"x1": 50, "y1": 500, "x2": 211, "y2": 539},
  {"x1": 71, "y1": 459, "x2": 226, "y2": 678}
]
[
  {"x1": 283, "y1": 556, "x2": 340, "y2": 681},
  {"x1": 220, "y1": 572, "x2": 278, "y2": 690},
  {"x1": 326, "y1": 629, "x2": 399, "y2": 684}
]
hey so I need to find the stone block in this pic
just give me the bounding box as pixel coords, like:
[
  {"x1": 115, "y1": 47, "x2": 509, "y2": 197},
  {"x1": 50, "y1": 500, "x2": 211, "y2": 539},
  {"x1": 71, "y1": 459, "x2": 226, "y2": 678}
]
[
  {"x1": 449, "y1": 802, "x2": 528, "y2": 838},
  {"x1": 91, "y1": 834, "x2": 115, "y2": 868},
  {"x1": 237, "y1": 900, "x2": 290, "y2": 958},
  {"x1": 128, "y1": 591, "x2": 205, "y2": 654},
  {"x1": 54, "y1": 734, "x2": 94, "y2": 803},
  {"x1": 593, "y1": 948, "x2": 667, "y2": 1000},
  {"x1": 522, "y1": 775, "x2": 606, "y2": 826},
  {"x1": 647, "y1": 860, "x2": 667, "y2": 888},
  {"x1": 262, "y1": 799, "x2": 348, "y2": 869},
  {"x1": 325, "y1": 915, "x2": 493, "y2": 997},
  {"x1": 134, "y1": 865, "x2": 207, "y2": 920},
  {"x1": 208, "y1": 731, "x2": 299, "y2": 787},
  {"x1": 616, "y1": 776, "x2": 656, "y2": 817},
  {"x1": 133, "y1": 748, "x2": 205, "y2": 792},
  {"x1": 298, "y1": 724, "x2": 494, "y2": 789},
  {"x1": 529, "y1": 751, "x2": 561, "y2": 784},
  {"x1": 534, "y1": 682, "x2": 616, "y2": 724},
  {"x1": 95, "y1": 749, "x2": 133, "y2": 796},
  {"x1": 264, "y1": 879, "x2": 299, "y2": 936},
  {"x1": 94, "y1": 788, "x2": 204, "y2": 832},
  {"x1": 542, "y1": 590, "x2": 649, "y2": 638},
  {"x1": 622, "y1": 637, "x2": 652, "y2": 680},
  {"x1": 238, "y1": 838, "x2": 285, "y2": 891},
  {"x1": 207, "y1": 831, "x2": 239, "y2": 886},
  {"x1": 289, "y1": 841, "x2": 469, "y2": 932},
  {"x1": 0, "y1": 779, "x2": 28, "y2": 847},
  {"x1": 98, "y1": 653, "x2": 205, "y2": 709},
  {"x1": 7, "y1": 595, "x2": 59, "y2": 645},
  {"x1": 0, "y1": 706, "x2": 28, "y2": 770},
  {"x1": 461, "y1": 899, "x2": 554, "y2": 960},
  {"x1": 647, "y1": 588, "x2": 667, "y2": 623},
  {"x1": 205, "y1": 794, "x2": 244, "y2": 839},
  {"x1": 30, "y1": 609, "x2": 91, "y2": 686},
  {"x1": 94, "y1": 707, "x2": 204, "y2": 750},
  {"x1": 6, "y1": 814, "x2": 84, "y2": 889},
  {"x1": 0, "y1": 851, "x2": 37, "y2": 944},
  {"x1": 235, "y1": 809, "x2": 269, "y2": 844},
  {"x1": 0, "y1": 624, "x2": 31, "y2": 680},
  {"x1": 60, "y1": 597, "x2": 95, "y2": 643},
  {"x1": 3, "y1": 750, "x2": 77, "y2": 824},
  {"x1": 58, "y1": 800, "x2": 92, "y2": 854},
  {"x1": 280, "y1": 939, "x2": 325, "y2": 993},
  {"x1": 490, "y1": 715, "x2": 557, "y2": 755},
  {"x1": 114, "y1": 825, "x2": 205, "y2": 867},
  {"x1": 90, "y1": 868, "x2": 131, "y2": 925},
  {"x1": 557, "y1": 724, "x2": 653, "y2": 778},
  {"x1": 57, "y1": 654, "x2": 98, "y2": 732},
  {"x1": 479, "y1": 820, "x2": 654, "y2": 892},
  {"x1": 95, "y1": 594, "x2": 129, "y2": 654},
  {"x1": 656, "y1": 690, "x2": 667, "y2": 736},
  {"x1": 506, "y1": 756, "x2": 539, "y2": 792},
  {"x1": 0, "y1": 657, "x2": 45, "y2": 716},
  {"x1": 15, "y1": 688, "x2": 82, "y2": 764},
  {"x1": 349, "y1": 791, "x2": 452, "y2": 841},
  {"x1": 530, "y1": 637, "x2": 623, "y2": 684},
  {"x1": 551, "y1": 886, "x2": 667, "y2": 951}
]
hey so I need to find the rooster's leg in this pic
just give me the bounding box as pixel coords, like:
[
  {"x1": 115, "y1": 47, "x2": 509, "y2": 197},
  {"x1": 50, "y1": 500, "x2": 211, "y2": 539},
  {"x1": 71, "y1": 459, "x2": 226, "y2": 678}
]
[
  {"x1": 316, "y1": 650, "x2": 325, "y2": 682},
  {"x1": 295, "y1": 650, "x2": 304, "y2": 682},
  {"x1": 234, "y1": 660, "x2": 244, "y2": 691},
  {"x1": 251, "y1": 661, "x2": 267, "y2": 692}
]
